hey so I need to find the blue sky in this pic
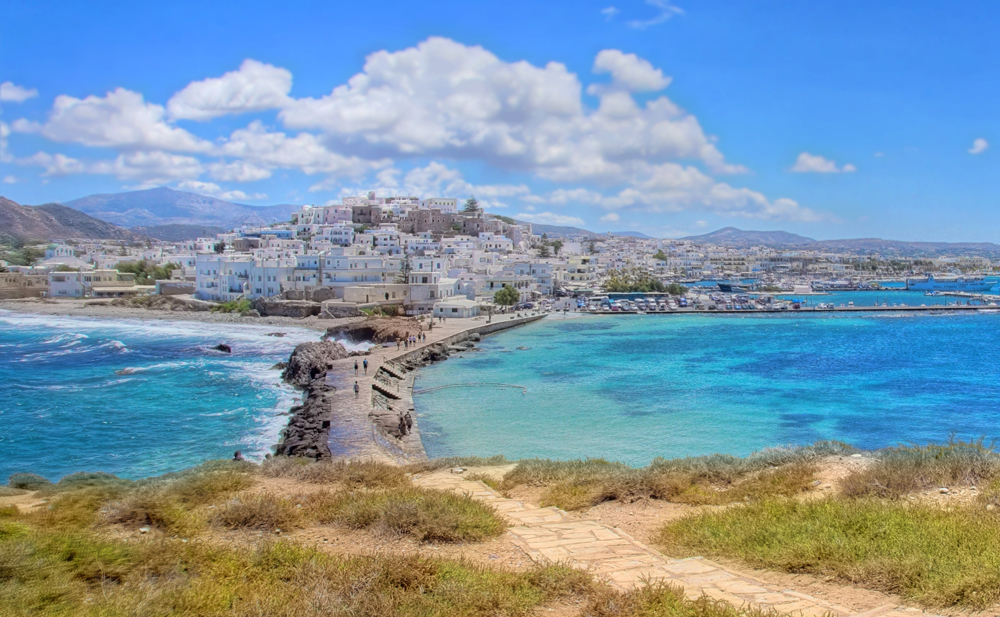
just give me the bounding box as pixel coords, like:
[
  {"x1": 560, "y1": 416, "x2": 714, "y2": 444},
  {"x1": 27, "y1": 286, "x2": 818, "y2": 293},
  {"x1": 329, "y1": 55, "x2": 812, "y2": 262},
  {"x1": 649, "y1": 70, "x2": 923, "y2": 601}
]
[{"x1": 2, "y1": 0, "x2": 999, "y2": 240}]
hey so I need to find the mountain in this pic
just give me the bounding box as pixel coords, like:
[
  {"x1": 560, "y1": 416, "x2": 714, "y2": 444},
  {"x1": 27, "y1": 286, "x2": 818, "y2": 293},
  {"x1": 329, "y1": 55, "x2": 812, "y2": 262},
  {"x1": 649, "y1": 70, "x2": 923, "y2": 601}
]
[
  {"x1": 132, "y1": 224, "x2": 229, "y2": 242},
  {"x1": 681, "y1": 227, "x2": 1000, "y2": 256},
  {"x1": 681, "y1": 227, "x2": 816, "y2": 247},
  {"x1": 609, "y1": 231, "x2": 654, "y2": 239},
  {"x1": 515, "y1": 221, "x2": 599, "y2": 238},
  {"x1": 64, "y1": 187, "x2": 299, "y2": 229},
  {"x1": 0, "y1": 197, "x2": 143, "y2": 243}
]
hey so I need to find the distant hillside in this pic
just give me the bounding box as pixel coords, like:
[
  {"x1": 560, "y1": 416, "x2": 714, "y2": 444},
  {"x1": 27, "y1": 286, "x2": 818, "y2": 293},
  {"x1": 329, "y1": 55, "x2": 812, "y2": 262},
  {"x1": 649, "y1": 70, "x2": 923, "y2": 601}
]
[
  {"x1": 0, "y1": 197, "x2": 143, "y2": 243},
  {"x1": 609, "y1": 231, "x2": 654, "y2": 239},
  {"x1": 682, "y1": 227, "x2": 815, "y2": 247},
  {"x1": 516, "y1": 221, "x2": 599, "y2": 238},
  {"x1": 681, "y1": 226, "x2": 1000, "y2": 256},
  {"x1": 64, "y1": 187, "x2": 299, "y2": 229},
  {"x1": 132, "y1": 224, "x2": 228, "y2": 242}
]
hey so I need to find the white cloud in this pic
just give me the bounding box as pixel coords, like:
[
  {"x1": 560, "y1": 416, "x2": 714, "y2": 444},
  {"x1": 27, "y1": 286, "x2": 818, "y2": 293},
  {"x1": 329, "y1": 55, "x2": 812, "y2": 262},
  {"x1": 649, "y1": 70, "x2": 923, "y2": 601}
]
[
  {"x1": 176, "y1": 179, "x2": 266, "y2": 201},
  {"x1": 21, "y1": 150, "x2": 203, "y2": 185},
  {"x1": 22, "y1": 88, "x2": 210, "y2": 152},
  {"x1": 601, "y1": 6, "x2": 620, "y2": 20},
  {"x1": 167, "y1": 59, "x2": 293, "y2": 121},
  {"x1": 0, "y1": 81, "x2": 38, "y2": 103},
  {"x1": 627, "y1": 0, "x2": 684, "y2": 29},
  {"x1": 600, "y1": 212, "x2": 620, "y2": 223},
  {"x1": 0, "y1": 121, "x2": 10, "y2": 162},
  {"x1": 591, "y1": 50, "x2": 671, "y2": 92},
  {"x1": 19, "y1": 151, "x2": 87, "y2": 176},
  {"x1": 207, "y1": 160, "x2": 272, "y2": 182},
  {"x1": 515, "y1": 211, "x2": 586, "y2": 226},
  {"x1": 3, "y1": 175, "x2": 18, "y2": 184},
  {"x1": 969, "y1": 138, "x2": 989, "y2": 155},
  {"x1": 791, "y1": 152, "x2": 856, "y2": 173}
]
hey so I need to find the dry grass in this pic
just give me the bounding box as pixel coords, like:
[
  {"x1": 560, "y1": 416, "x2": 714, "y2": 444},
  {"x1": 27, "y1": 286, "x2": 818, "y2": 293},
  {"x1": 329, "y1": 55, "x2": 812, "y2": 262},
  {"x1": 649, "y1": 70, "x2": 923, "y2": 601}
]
[
  {"x1": 259, "y1": 456, "x2": 409, "y2": 488},
  {"x1": 406, "y1": 455, "x2": 511, "y2": 474},
  {"x1": 211, "y1": 493, "x2": 302, "y2": 531},
  {"x1": 6, "y1": 473, "x2": 52, "y2": 490},
  {"x1": 304, "y1": 487, "x2": 507, "y2": 542},
  {"x1": 841, "y1": 437, "x2": 1000, "y2": 499},
  {"x1": 586, "y1": 581, "x2": 780, "y2": 617}
]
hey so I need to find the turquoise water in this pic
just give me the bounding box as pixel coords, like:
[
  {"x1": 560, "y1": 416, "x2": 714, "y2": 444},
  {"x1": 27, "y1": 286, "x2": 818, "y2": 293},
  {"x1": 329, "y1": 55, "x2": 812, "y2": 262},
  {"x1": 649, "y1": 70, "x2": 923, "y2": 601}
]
[
  {"x1": 0, "y1": 311, "x2": 322, "y2": 482},
  {"x1": 414, "y1": 312, "x2": 1000, "y2": 465}
]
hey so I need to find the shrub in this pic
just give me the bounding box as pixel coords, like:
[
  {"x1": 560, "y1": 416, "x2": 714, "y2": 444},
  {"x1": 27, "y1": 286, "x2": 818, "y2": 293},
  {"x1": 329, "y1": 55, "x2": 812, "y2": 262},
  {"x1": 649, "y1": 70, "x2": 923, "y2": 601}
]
[
  {"x1": 260, "y1": 457, "x2": 409, "y2": 488},
  {"x1": 306, "y1": 487, "x2": 506, "y2": 542},
  {"x1": 0, "y1": 487, "x2": 27, "y2": 497},
  {"x1": 841, "y1": 438, "x2": 1000, "y2": 499},
  {"x1": 211, "y1": 299, "x2": 253, "y2": 314},
  {"x1": 212, "y1": 493, "x2": 301, "y2": 531},
  {"x1": 658, "y1": 497, "x2": 1000, "y2": 608},
  {"x1": 586, "y1": 581, "x2": 778, "y2": 617},
  {"x1": 8, "y1": 473, "x2": 52, "y2": 491}
]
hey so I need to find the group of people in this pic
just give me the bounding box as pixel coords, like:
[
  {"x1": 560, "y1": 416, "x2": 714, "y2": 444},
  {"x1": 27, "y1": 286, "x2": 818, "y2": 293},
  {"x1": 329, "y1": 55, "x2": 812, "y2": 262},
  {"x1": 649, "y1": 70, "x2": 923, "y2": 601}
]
[
  {"x1": 396, "y1": 332, "x2": 426, "y2": 349},
  {"x1": 353, "y1": 358, "x2": 369, "y2": 375},
  {"x1": 397, "y1": 411, "x2": 413, "y2": 436}
]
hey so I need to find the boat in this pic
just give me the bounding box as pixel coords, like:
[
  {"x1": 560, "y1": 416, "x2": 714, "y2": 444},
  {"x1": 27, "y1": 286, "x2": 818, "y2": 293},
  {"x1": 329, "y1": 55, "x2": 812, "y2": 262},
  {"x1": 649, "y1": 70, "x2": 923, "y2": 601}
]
[
  {"x1": 904, "y1": 275, "x2": 995, "y2": 292},
  {"x1": 717, "y1": 280, "x2": 748, "y2": 293}
]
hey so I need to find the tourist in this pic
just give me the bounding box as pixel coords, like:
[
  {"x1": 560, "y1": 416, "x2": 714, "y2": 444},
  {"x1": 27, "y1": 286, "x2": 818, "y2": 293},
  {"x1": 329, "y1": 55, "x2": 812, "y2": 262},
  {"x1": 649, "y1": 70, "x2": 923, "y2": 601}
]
[
  {"x1": 404, "y1": 411, "x2": 413, "y2": 431},
  {"x1": 363, "y1": 359, "x2": 368, "y2": 374},
  {"x1": 354, "y1": 360, "x2": 358, "y2": 375},
  {"x1": 233, "y1": 451, "x2": 244, "y2": 461},
  {"x1": 398, "y1": 415, "x2": 407, "y2": 436},
  {"x1": 353, "y1": 381, "x2": 360, "y2": 397}
]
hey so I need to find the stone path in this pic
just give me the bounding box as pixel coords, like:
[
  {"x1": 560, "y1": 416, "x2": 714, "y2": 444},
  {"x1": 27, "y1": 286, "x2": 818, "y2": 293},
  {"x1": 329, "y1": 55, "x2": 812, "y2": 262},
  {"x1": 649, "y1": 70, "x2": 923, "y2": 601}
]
[{"x1": 413, "y1": 470, "x2": 940, "y2": 617}]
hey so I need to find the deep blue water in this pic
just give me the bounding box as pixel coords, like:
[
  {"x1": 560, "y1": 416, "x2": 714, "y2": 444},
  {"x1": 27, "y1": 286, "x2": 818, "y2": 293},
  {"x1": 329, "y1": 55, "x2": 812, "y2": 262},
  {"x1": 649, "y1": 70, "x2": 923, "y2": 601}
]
[
  {"x1": 414, "y1": 311, "x2": 1000, "y2": 465},
  {"x1": 0, "y1": 311, "x2": 323, "y2": 482}
]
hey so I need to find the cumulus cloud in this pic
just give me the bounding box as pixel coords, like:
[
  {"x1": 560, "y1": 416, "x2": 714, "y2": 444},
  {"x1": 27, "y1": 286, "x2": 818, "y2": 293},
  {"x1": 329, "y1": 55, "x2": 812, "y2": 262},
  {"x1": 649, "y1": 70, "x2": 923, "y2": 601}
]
[
  {"x1": 515, "y1": 211, "x2": 586, "y2": 226},
  {"x1": 591, "y1": 50, "x2": 671, "y2": 92},
  {"x1": 167, "y1": 59, "x2": 293, "y2": 121},
  {"x1": 627, "y1": 0, "x2": 683, "y2": 29},
  {"x1": 3, "y1": 175, "x2": 18, "y2": 184},
  {"x1": 791, "y1": 152, "x2": 856, "y2": 173},
  {"x1": 601, "y1": 6, "x2": 620, "y2": 20},
  {"x1": 0, "y1": 121, "x2": 10, "y2": 162},
  {"x1": 969, "y1": 138, "x2": 989, "y2": 155},
  {"x1": 19, "y1": 152, "x2": 87, "y2": 176},
  {"x1": 176, "y1": 180, "x2": 266, "y2": 201},
  {"x1": 1, "y1": 81, "x2": 39, "y2": 103},
  {"x1": 600, "y1": 212, "x2": 620, "y2": 223},
  {"x1": 207, "y1": 160, "x2": 272, "y2": 182},
  {"x1": 21, "y1": 150, "x2": 203, "y2": 185},
  {"x1": 20, "y1": 88, "x2": 210, "y2": 152}
]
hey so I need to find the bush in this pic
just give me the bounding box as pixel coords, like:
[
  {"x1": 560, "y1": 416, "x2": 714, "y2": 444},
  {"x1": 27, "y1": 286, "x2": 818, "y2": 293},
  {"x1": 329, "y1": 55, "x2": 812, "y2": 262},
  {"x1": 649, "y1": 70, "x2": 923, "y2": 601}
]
[
  {"x1": 306, "y1": 487, "x2": 506, "y2": 542},
  {"x1": 211, "y1": 299, "x2": 253, "y2": 315},
  {"x1": 211, "y1": 493, "x2": 301, "y2": 531},
  {"x1": 841, "y1": 438, "x2": 1000, "y2": 499},
  {"x1": 658, "y1": 497, "x2": 1000, "y2": 608},
  {"x1": 8, "y1": 473, "x2": 52, "y2": 490},
  {"x1": 586, "y1": 580, "x2": 777, "y2": 617},
  {"x1": 260, "y1": 457, "x2": 409, "y2": 488}
]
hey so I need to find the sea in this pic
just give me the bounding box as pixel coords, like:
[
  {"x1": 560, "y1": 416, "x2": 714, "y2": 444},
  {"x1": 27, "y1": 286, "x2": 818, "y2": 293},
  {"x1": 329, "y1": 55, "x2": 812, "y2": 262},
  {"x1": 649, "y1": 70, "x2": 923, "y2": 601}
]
[
  {"x1": 0, "y1": 310, "x2": 324, "y2": 482},
  {"x1": 414, "y1": 301, "x2": 1000, "y2": 466}
]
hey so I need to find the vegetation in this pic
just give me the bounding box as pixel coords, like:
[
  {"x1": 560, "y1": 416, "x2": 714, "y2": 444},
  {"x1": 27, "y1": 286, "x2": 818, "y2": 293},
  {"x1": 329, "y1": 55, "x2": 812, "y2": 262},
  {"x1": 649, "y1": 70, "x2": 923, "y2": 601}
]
[
  {"x1": 394, "y1": 254, "x2": 412, "y2": 284},
  {"x1": 114, "y1": 259, "x2": 180, "y2": 285},
  {"x1": 0, "y1": 243, "x2": 44, "y2": 266},
  {"x1": 652, "y1": 249, "x2": 668, "y2": 261},
  {"x1": 214, "y1": 240, "x2": 226, "y2": 254},
  {"x1": 494, "y1": 214, "x2": 516, "y2": 225},
  {"x1": 498, "y1": 442, "x2": 854, "y2": 510},
  {"x1": 211, "y1": 298, "x2": 253, "y2": 315},
  {"x1": 493, "y1": 284, "x2": 520, "y2": 306},
  {"x1": 659, "y1": 498, "x2": 1000, "y2": 608},
  {"x1": 585, "y1": 582, "x2": 780, "y2": 617},
  {"x1": 463, "y1": 195, "x2": 481, "y2": 213},
  {"x1": 261, "y1": 457, "x2": 409, "y2": 488},
  {"x1": 604, "y1": 267, "x2": 668, "y2": 293},
  {"x1": 665, "y1": 282, "x2": 688, "y2": 296}
]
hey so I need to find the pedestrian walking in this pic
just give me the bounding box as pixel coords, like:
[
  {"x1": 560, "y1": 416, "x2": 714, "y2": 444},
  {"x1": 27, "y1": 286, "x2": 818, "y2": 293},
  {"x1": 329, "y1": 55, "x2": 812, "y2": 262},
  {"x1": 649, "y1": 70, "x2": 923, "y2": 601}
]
[
  {"x1": 404, "y1": 411, "x2": 413, "y2": 431},
  {"x1": 353, "y1": 381, "x2": 360, "y2": 398},
  {"x1": 363, "y1": 359, "x2": 368, "y2": 374},
  {"x1": 354, "y1": 360, "x2": 358, "y2": 375}
]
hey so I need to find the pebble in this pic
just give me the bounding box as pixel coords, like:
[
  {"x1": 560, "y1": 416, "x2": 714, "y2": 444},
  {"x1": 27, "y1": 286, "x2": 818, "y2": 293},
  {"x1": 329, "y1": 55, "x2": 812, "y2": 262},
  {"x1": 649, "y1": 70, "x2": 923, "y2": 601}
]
[
  {"x1": 139, "y1": 527, "x2": 150, "y2": 534},
  {"x1": 850, "y1": 454, "x2": 863, "y2": 458},
  {"x1": 939, "y1": 488, "x2": 949, "y2": 494},
  {"x1": 988, "y1": 504, "x2": 996, "y2": 511},
  {"x1": 451, "y1": 468, "x2": 465, "y2": 474}
]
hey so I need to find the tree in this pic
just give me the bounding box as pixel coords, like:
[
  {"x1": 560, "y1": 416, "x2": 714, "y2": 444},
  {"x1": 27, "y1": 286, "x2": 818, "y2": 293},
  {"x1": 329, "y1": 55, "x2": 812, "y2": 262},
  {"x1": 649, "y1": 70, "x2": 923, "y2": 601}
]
[
  {"x1": 116, "y1": 260, "x2": 181, "y2": 285},
  {"x1": 588, "y1": 240, "x2": 598, "y2": 255},
  {"x1": 538, "y1": 243, "x2": 552, "y2": 258},
  {"x1": 551, "y1": 240, "x2": 563, "y2": 255},
  {"x1": 652, "y1": 250, "x2": 668, "y2": 261},
  {"x1": 214, "y1": 241, "x2": 226, "y2": 254},
  {"x1": 494, "y1": 285, "x2": 519, "y2": 306},
  {"x1": 463, "y1": 196, "x2": 481, "y2": 213},
  {"x1": 395, "y1": 255, "x2": 413, "y2": 284}
]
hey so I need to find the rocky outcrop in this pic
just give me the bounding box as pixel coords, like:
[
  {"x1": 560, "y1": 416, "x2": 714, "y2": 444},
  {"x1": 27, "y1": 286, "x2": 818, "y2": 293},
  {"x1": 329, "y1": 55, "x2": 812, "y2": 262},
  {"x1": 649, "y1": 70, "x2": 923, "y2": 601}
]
[
  {"x1": 324, "y1": 316, "x2": 421, "y2": 344},
  {"x1": 394, "y1": 338, "x2": 477, "y2": 371},
  {"x1": 252, "y1": 298, "x2": 322, "y2": 318},
  {"x1": 282, "y1": 341, "x2": 350, "y2": 387}
]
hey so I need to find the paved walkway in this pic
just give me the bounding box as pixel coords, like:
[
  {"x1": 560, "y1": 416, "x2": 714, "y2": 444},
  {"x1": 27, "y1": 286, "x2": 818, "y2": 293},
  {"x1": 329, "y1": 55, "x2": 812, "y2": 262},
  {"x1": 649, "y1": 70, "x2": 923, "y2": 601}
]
[{"x1": 413, "y1": 470, "x2": 939, "y2": 617}]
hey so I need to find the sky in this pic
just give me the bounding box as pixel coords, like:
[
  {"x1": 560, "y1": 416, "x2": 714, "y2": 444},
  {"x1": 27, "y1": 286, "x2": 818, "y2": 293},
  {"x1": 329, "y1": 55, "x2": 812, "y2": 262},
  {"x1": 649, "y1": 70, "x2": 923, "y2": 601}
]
[{"x1": 2, "y1": 0, "x2": 999, "y2": 241}]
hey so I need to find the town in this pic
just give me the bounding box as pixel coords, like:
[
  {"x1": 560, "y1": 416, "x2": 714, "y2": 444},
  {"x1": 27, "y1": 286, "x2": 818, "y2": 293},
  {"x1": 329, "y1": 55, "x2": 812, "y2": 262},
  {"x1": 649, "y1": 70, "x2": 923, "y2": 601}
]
[{"x1": 2, "y1": 193, "x2": 998, "y2": 316}]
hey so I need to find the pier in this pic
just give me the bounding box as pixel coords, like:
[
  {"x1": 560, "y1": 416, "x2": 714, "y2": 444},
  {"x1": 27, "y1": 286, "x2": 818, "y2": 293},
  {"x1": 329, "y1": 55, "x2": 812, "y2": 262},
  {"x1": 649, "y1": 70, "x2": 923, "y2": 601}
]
[{"x1": 583, "y1": 304, "x2": 997, "y2": 316}]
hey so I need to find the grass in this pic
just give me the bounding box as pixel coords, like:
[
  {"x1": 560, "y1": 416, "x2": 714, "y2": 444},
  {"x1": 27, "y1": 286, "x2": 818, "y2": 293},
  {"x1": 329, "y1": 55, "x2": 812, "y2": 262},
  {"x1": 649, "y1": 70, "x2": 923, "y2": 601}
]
[
  {"x1": 211, "y1": 493, "x2": 302, "y2": 531},
  {"x1": 305, "y1": 487, "x2": 507, "y2": 542},
  {"x1": 658, "y1": 497, "x2": 1000, "y2": 609},
  {"x1": 585, "y1": 581, "x2": 779, "y2": 617},
  {"x1": 260, "y1": 456, "x2": 409, "y2": 488},
  {"x1": 406, "y1": 455, "x2": 511, "y2": 474},
  {"x1": 496, "y1": 442, "x2": 852, "y2": 510},
  {"x1": 211, "y1": 298, "x2": 253, "y2": 314},
  {"x1": 841, "y1": 437, "x2": 1000, "y2": 499}
]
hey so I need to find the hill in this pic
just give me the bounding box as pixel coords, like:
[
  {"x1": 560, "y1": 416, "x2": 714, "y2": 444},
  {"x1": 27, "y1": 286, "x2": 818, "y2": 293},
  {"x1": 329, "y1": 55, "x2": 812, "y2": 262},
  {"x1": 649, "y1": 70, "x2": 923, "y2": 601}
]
[
  {"x1": 64, "y1": 187, "x2": 299, "y2": 229},
  {"x1": 0, "y1": 197, "x2": 143, "y2": 243},
  {"x1": 515, "y1": 220, "x2": 599, "y2": 238},
  {"x1": 131, "y1": 224, "x2": 229, "y2": 242},
  {"x1": 609, "y1": 231, "x2": 654, "y2": 239},
  {"x1": 681, "y1": 227, "x2": 816, "y2": 247}
]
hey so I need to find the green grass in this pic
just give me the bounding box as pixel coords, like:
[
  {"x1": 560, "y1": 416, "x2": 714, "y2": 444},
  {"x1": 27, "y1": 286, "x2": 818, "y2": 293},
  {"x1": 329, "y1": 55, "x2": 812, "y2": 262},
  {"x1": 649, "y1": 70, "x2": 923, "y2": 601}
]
[
  {"x1": 211, "y1": 298, "x2": 253, "y2": 314},
  {"x1": 658, "y1": 497, "x2": 1000, "y2": 608},
  {"x1": 496, "y1": 442, "x2": 852, "y2": 510},
  {"x1": 305, "y1": 487, "x2": 507, "y2": 542}
]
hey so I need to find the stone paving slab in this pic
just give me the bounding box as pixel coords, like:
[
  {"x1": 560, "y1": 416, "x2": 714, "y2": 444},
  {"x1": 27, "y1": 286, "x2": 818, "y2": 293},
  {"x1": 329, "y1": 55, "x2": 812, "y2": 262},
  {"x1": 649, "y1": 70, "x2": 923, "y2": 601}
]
[{"x1": 413, "y1": 469, "x2": 945, "y2": 617}]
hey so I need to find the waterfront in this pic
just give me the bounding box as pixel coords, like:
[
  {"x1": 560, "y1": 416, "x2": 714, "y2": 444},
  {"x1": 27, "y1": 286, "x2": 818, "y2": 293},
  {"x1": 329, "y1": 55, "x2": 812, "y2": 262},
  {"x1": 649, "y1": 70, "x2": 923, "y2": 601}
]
[
  {"x1": 414, "y1": 312, "x2": 1000, "y2": 465},
  {"x1": 0, "y1": 311, "x2": 320, "y2": 481}
]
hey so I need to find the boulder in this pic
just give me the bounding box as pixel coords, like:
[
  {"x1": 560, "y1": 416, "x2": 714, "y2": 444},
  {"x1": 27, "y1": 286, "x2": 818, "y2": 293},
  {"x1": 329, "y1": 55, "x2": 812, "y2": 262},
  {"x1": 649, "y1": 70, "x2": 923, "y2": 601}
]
[
  {"x1": 282, "y1": 341, "x2": 350, "y2": 387},
  {"x1": 213, "y1": 343, "x2": 232, "y2": 353}
]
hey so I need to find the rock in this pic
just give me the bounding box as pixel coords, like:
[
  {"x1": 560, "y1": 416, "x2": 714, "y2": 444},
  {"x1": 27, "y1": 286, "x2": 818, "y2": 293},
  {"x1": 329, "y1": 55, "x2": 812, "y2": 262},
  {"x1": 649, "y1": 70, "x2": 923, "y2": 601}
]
[
  {"x1": 988, "y1": 504, "x2": 996, "y2": 511},
  {"x1": 450, "y1": 468, "x2": 465, "y2": 474},
  {"x1": 324, "y1": 316, "x2": 420, "y2": 344},
  {"x1": 469, "y1": 333, "x2": 481, "y2": 342},
  {"x1": 939, "y1": 487, "x2": 950, "y2": 494},
  {"x1": 139, "y1": 527, "x2": 150, "y2": 534},
  {"x1": 264, "y1": 332, "x2": 287, "y2": 337},
  {"x1": 282, "y1": 341, "x2": 350, "y2": 387},
  {"x1": 270, "y1": 361, "x2": 288, "y2": 371},
  {"x1": 850, "y1": 453, "x2": 863, "y2": 458},
  {"x1": 213, "y1": 344, "x2": 232, "y2": 353},
  {"x1": 516, "y1": 346, "x2": 530, "y2": 350}
]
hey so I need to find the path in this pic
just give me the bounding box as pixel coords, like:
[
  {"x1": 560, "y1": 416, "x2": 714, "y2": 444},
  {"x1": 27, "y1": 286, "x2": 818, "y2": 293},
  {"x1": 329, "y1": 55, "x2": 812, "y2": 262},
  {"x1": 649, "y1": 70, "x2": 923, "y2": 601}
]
[{"x1": 413, "y1": 469, "x2": 940, "y2": 617}]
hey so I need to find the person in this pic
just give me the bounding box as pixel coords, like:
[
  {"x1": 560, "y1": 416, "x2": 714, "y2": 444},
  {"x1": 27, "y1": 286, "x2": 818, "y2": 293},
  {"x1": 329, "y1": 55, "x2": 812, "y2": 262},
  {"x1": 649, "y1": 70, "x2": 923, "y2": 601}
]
[
  {"x1": 353, "y1": 381, "x2": 360, "y2": 398},
  {"x1": 363, "y1": 359, "x2": 368, "y2": 374},
  {"x1": 404, "y1": 411, "x2": 413, "y2": 431},
  {"x1": 354, "y1": 360, "x2": 359, "y2": 375},
  {"x1": 398, "y1": 415, "x2": 407, "y2": 436},
  {"x1": 403, "y1": 338, "x2": 408, "y2": 349},
  {"x1": 396, "y1": 338, "x2": 401, "y2": 349},
  {"x1": 233, "y1": 451, "x2": 245, "y2": 461}
]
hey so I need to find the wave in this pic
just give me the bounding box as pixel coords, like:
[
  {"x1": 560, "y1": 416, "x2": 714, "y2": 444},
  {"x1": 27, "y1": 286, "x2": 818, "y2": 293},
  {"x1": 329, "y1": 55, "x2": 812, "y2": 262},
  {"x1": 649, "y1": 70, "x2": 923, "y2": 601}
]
[{"x1": 329, "y1": 337, "x2": 376, "y2": 353}]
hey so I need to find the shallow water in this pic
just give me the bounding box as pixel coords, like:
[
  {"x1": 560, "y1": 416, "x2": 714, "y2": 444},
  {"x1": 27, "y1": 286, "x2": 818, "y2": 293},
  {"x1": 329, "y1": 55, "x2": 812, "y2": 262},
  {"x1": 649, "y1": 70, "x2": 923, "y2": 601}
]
[
  {"x1": 414, "y1": 311, "x2": 1000, "y2": 465},
  {"x1": 0, "y1": 311, "x2": 322, "y2": 481}
]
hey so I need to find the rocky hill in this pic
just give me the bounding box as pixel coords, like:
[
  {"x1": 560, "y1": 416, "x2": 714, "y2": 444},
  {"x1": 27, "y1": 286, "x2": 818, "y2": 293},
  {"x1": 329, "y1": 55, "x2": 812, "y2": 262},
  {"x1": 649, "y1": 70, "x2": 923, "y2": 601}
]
[
  {"x1": 681, "y1": 227, "x2": 816, "y2": 247},
  {"x1": 0, "y1": 197, "x2": 143, "y2": 242},
  {"x1": 64, "y1": 187, "x2": 299, "y2": 229}
]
